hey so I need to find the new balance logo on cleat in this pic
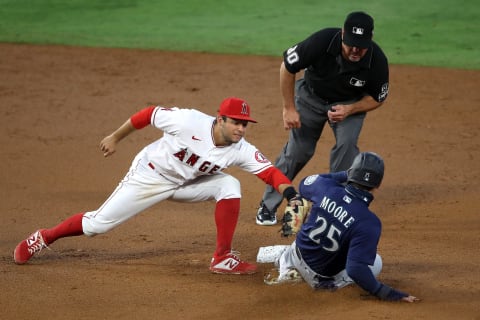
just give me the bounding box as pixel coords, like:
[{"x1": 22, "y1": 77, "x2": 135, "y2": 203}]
[
  {"x1": 13, "y1": 229, "x2": 48, "y2": 264},
  {"x1": 212, "y1": 257, "x2": 240, "y2": 271},
  {"x1": 209, "y1": 251, "x2": 257, "y2": 275},
  {"x1": 26, "y1": 232, "x2": 41, "y2": 250}
]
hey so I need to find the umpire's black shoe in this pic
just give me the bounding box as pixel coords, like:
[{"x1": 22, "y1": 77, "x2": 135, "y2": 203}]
[{"x1": 256, "y1": 201, "x2": 277, "y2": 226}]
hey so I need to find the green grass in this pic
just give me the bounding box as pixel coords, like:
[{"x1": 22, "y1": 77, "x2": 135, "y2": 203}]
[{"x1": 0, "y1": 0, "x2": 478, "y2": 69}]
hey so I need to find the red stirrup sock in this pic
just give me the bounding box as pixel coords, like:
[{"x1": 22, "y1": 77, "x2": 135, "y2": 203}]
[
  {"x1": 42, "y1": 212, "x2": 85, "y2": 245},
  {"x1": 214, "y1": 198, "x2": 240, "y2": 257}
]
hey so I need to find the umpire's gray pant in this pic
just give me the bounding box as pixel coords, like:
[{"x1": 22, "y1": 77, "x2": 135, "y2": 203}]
[{"x1": 262, "y1": 78, "x2": 366, "y2": 213}]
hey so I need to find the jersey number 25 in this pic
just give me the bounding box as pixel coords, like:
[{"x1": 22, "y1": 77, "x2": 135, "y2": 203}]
[{"x1": 308, "y1": 216, "x2": 341, "y2": 252}]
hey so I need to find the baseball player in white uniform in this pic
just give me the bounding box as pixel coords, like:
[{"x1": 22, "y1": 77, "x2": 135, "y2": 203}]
[{"x1": 13, "y1": 97, "x2": 302, "y2": 274}]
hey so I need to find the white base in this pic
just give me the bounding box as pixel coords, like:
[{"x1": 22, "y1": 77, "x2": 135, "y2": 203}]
[{"x1": 256, "y1": 245, "x2": 289, "y2": 263}]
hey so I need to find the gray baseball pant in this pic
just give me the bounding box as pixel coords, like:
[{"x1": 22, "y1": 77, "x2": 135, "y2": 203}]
[{"x1": 261, "y1": 78, "x2": 366, "y2": 213}]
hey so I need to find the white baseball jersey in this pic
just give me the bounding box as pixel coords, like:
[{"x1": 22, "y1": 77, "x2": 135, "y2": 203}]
[
  {"x1": 82, "y1": 106, "x2": 275, "y2": 236},
  {"x1": 144, "y1": 107, "x2": 273, "y2": 185}
]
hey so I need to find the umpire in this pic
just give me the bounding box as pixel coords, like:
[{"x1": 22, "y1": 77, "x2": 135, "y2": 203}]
[{"x1": 257, "y1": 11, "x2": 390, "y2": 225}]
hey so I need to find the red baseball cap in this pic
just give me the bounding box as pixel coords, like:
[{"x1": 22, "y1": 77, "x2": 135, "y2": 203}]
[{"x1": 218, "y1": 97, "x2": 257, "y2": 123}]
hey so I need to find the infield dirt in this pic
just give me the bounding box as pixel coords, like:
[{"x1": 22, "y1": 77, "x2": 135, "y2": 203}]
[{"x1": 1, "y1": 43, "x2": 479, "y2": 319}]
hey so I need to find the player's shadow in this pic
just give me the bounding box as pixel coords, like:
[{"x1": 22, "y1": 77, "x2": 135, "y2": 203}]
[{"x1": 18, "y1": 246, "x2": 194, "y2": 265}]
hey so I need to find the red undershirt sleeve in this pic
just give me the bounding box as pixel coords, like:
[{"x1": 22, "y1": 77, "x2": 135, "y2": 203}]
[
  {"x1": 130, "y1": 105, "x2": 156, "y2": 129},
  {"x1": 256, "y1": 166, "x2": 292, "y2": 192}
]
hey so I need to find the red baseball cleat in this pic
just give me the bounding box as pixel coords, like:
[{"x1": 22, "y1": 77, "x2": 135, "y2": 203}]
[
  {"x1": 13, "y1": 229, "x2": 48, "y2": 264},
  {"x1": 209, "y1": 251, "x2": 257, "y2": 275}
]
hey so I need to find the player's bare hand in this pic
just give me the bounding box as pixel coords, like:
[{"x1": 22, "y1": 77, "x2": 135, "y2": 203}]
[
  {"x1": 328, "y1": 104, "x2": 352, "y2": 123},
  {"x1": 283, "y1": 108, "x2": 301, "y2": 130},
  {"x1": 100, "y1": 135, "x2": 117, "y2": 157},
  {"x1": 402, "y1": 295, "x2": 420, "y2": 303}
]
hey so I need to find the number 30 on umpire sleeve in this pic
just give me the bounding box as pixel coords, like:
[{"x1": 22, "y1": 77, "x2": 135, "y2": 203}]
[{"x1": 286, "y1": 45, "x2": 299, "y2": 64}]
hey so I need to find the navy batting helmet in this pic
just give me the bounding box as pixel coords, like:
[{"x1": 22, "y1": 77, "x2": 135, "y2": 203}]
[{"x1": 347, "y1": 152, "x2": 384, "y2": 188}]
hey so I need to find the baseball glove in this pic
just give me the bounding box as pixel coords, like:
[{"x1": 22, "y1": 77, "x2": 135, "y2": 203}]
[{"x1": 280, "y1": 196, "x2": 311, "y2": 237}]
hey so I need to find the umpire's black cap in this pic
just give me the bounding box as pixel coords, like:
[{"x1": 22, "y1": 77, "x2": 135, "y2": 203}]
[{"x1": 343, "y1": 11, "x2": 374, "y2": 48}]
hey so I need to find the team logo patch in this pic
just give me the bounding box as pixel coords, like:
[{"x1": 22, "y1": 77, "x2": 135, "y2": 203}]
[
  {"x1": 363, "y1": 172, "x2": 371, "y2": 182},
  {"x1": 241, "y1": 102, "x2": 249, "y2": 115},
  {"x1": 378, "y1": 82, "x2": 389, "y2": 102},
  {"x1": 255, "y1": 151, "x2": 269, "y2": 163},
  {"x1": 349, "y1": 77, "x2": 366, "y2": 87},
  {"x1": 343, "y1": 195, "x2": 352, "y2": 204},
  {"x1": 352, "y1": 26, "x2": 364, "y2": 35},
  {"x1": 304, "y1": 174, "x2": 319, "y2": 185}
]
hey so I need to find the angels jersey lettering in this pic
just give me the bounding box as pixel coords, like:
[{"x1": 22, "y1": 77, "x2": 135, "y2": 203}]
[{"x1": 144, "y1": 107, "x2": 272, "y2": 185}]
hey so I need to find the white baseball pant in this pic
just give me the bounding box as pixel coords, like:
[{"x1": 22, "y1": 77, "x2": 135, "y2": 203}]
[{"x1": 82, "y1": 150, "x2": 241, "y2": 236}]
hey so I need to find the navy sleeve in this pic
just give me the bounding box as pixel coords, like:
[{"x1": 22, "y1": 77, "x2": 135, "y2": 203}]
[
  {"x1": 347, "y1": 220, "x2": 409, "y2": 301},
  {"x1": 348, "y1": 218, "x2": 380, "y2": 265},
  {"x1": 346, "y1": 259, "x2": 381, "y2": 294},
  {"x1": 299, "y1": 172, "x2": 347, "y2": 201},
  {"x1": 346, "y1": 260, "x2": 408, "y2": 301},
  {"x1": 327, "y1": 171, "x2": 348, "y2": 183}
]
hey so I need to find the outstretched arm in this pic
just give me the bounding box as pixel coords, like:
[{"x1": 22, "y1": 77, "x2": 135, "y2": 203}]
[
  {"x1": 347, "y1": 260, "x2": 419, "y2": 303},
  {"x1": 256, "y1": 166, "x2": 298, "y2": 201},
  {"x1": 100, "y1": 119, "x2": 136, "y2": 157},
  {"x1": 100, "y1": 105, "x2": 156, "y2": 157}
]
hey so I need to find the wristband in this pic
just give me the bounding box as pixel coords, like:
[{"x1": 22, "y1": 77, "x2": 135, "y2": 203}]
[
  {"x1": 375, "y1": 284, "x2": 408, "y2": 301},
  {"x1": 375, "y1": 284, "x2": 392, "y2": 300},
  {"x1": 282, "y1": 186, "x2": 298, "y2": 201}
]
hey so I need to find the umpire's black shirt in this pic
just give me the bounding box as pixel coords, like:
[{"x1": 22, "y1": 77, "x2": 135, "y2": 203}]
[{"x1": 283, "y1": 28, "x2": 389, "y2": 104}]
